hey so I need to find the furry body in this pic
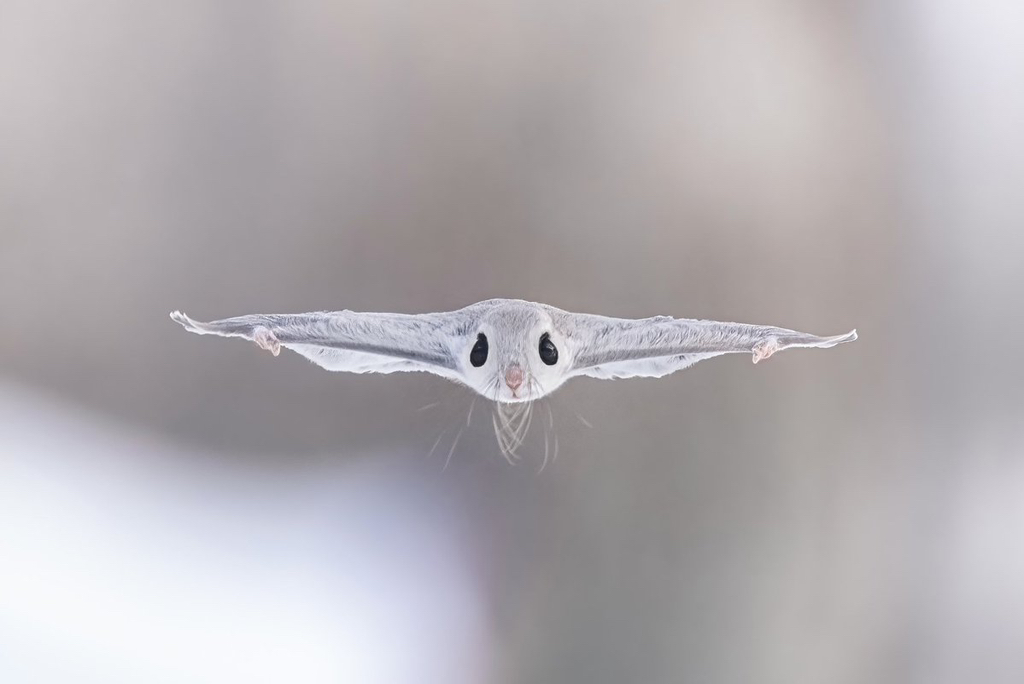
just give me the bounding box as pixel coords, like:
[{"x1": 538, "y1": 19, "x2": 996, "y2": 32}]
[
  {"x1": 171, "y1": 298, "x2": 856, "y2": 404},
  {"x1": 171, "y1": 299, "x2": 856, "y2": 459}
]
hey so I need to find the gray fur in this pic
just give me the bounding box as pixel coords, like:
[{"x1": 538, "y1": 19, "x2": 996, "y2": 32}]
[{"x1": 170, "y1": 299, "x2": 857, "y2": 403}]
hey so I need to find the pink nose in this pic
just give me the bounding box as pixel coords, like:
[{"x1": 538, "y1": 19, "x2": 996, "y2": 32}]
[{"x1": 505, "y1": 366, "x2": 524, "y2": 391}]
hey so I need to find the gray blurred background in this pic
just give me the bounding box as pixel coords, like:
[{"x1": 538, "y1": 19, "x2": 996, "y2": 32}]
[{"x1": 1, "y1": 0, "x2": 1022, "y2": 682}]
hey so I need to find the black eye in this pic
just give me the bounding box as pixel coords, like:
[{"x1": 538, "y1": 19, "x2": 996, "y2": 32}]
[
  {"x1": 470, "y1": 333, "x2": 488, "y2": 367},
  {"x1": 539, "y1": 333, "x2": 558, "y2": 366}
]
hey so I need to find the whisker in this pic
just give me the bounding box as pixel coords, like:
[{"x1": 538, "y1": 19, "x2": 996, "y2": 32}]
[
  {"x1": 412, "y1": 379, "x2": 463, "y2": 416},
  {"x1": 492, "y1": 411, "x2": 515, "y2": 465},
  {"x1": 489, "y1": 372, "x2": 543, "y2": 463},
  {"x1": 511, "y1": 403, "x2": 532, "y2": 455},
  {"x1": 508, "y1": 402, "x2": 533, "y2": 454},
  {"x1": 498, "y1": 401, "x2": 531, "y2": 462},
  {"x1": 553, "y1": 389, "x2": 592, "y2": 429},
  {"x1": 496, "y1": 404, "x2": 521, "y2": 461},
  {"x1": 427, "y1": 426, "x2": 448, "y2": 461},
  {"x1": 538, "y1": 398, "x2": 551, "y2": 474},
  {"x1": 443, "y1": 425, "x2": 464, "y2": 471},
  {"x1": 546, "y1": 401, "x2": 559, "y2": 464},
  {"x1": 490, "y1": 378, "x2": 515, "y2": 462},
  {"x1": 501, "y1": 409, "x2": 521, "y2": 456},
  {"x1": 497, "y1": 401, "x2": 517, "y2": 428},
  {"x1": 540, "y1": 414, "x2": 549, "y2": 473},
  {"x1": 494, "y1": 402, "x2": 512, "y2": 431}
]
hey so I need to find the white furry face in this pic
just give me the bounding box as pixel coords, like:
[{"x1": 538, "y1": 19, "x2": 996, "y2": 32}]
[{"x1": 459, "y1": 303, "x2": 570, "y2": 403}]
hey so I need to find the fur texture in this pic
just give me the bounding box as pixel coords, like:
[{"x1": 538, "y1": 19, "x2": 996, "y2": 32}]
[{"x1": 171, "y1": 299, "x2": 856, "y2": 456}]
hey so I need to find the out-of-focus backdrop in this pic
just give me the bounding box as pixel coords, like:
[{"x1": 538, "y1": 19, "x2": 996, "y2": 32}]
[{"x1": 1, "y1": 1, "x2": 1022, "y2": 682}]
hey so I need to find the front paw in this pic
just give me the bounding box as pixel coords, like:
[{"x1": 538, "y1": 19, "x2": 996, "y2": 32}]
[
  {"x1": 253, "y1": 326, "x2": 281, "y2": 356},
  {"x1": 752, "y1": 337, "x2": 779, "y2": 364}
]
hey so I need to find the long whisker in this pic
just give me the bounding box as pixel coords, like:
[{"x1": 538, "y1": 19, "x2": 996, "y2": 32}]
[
  {"x1": 540, "y1": 404, "x2": 550, "y2": 473},
  {"x1": 443, "y1": 425, "x2": 464, "y2": 471},
  {"x1": 538, "y1": 397, "x2": 552, "y2": 474},
  {"x1": 495, "y1": 400, "x2": 512, "y2": 427},
  {"x1": 519, "y1": 374, "x2": 553, "y2": 474},
  {"x1": 510, "y1": 402, "x2": 533, "y2": 453},
  {"x1": 490, "y1": 375, "x2": 508, "y2": 456},
  {"x1": 521, "y1": 405, "x2": 535, "y2": 453},
  {"x1": 491, "y1": 375, "x2": 502, "y2": 405},
  {"x1": 546, "y1": 401, "x2": 559, "y2": 464},
  {"x1": 427, "y1": 426, "x2": 448, "y2": 461},
  {"x1": 496, "y1": 404, "x2": 520, "y2": 461},
  {"x1": 499, "y1": 405, "x2": 524, "y2": 458},
  {"x1": 492, "y1": 412, "x2": 515, "y2": 465},
  {"x1": 413, "y1": 379, "x2": 463, "y2": 416},
  {"x1": 555, "y1": 389, "x2": 592, "y2": 429},
  {"x1": 509, "y1": 402, "x2": 532, "y2": 456},
  {"x1": 497, "y1": 401, "x2": 530, "y2": 462},
  {"x1": 503, "y1": 407, "x2": 526, "y2": 456},
  {"x1": 531, "y1": 373, "x2": 547, "y2": 397},
  {"x1": 489, "y1": 370, "x2": 542, "y2": 463}
]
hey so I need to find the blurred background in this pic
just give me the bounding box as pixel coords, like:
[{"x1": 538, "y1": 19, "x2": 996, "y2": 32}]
[{"x1": 1, "y1": 0, "x2": 1022, "y2": 682}]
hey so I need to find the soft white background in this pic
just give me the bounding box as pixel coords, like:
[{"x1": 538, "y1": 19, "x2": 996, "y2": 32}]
[{"x1": 1, "y1": 1, "x2": 1022, "y2": 682}]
